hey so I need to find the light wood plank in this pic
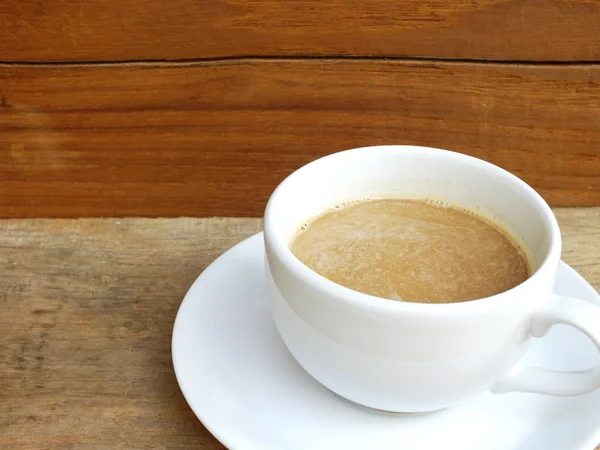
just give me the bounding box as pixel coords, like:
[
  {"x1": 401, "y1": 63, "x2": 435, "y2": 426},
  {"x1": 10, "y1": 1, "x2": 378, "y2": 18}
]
[{"x1": 0, "y1": 212, "x2": 598, "y2": 447}]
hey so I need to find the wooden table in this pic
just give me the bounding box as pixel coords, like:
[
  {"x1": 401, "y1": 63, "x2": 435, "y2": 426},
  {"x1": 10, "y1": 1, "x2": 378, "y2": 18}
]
[{"x1": 2, "y1": 211, "x2": 599, "y2": 449}]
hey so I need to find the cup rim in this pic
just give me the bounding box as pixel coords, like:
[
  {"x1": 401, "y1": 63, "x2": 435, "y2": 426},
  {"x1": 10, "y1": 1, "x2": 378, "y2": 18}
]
[{"x1": 264, "y1": 145, "x2": 561, "y2": 315}]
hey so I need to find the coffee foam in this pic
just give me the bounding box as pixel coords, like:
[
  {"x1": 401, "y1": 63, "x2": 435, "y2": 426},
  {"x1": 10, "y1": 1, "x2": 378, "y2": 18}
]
[{"x1": 290, "y1": 198, "x2": 530, "y2": 304}]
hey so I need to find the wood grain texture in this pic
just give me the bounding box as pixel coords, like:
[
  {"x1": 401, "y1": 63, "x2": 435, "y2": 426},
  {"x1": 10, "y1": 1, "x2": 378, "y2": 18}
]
[
  {"x1": 0, "y1": 218, "x2": 262, "y2": 450},
  {"x1": 0, "y1": 212, "x2": 598, "y2": 449},
  {"x1": 2, "y1": 0, "x2": 600, "y2": 62},
  {"x1": 1, "y1": 60, "x2": 599, "y2": 218}
]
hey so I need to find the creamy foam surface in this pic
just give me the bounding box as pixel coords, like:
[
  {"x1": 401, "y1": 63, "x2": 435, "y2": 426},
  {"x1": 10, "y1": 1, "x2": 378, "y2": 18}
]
[{"x1": 290, "y1": 198, "x2": 530, "y2": 304}]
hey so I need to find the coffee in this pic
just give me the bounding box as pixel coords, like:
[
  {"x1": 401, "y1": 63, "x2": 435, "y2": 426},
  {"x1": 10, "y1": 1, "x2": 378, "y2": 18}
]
[{"x1": 290, "y1": 198, "x2": 530, "y2": 304}]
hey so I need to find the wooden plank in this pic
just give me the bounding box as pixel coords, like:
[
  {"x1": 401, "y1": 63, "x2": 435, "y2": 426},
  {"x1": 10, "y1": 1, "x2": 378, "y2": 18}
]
[
  {"x1": 1, "y1": 0, "x2": 600, "y2": 62},
  {"x1": 0, "y1": 60, "x2": 599, "y2": 217},
  {"x1": 0, "y1": 212, "x2": 598, "y2": 448}
]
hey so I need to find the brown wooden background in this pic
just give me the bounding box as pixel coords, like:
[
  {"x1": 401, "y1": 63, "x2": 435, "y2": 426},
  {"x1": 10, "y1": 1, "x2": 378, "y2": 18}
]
[{"x1": 1, "y1": 0, "x2": 599, "y2": 217}]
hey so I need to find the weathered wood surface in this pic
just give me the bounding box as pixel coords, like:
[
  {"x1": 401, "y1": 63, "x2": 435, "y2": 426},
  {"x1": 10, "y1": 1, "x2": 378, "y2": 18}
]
[
  {"x1": 1, "y1": 61, "x2": 599, "y2": 218},
  {"x1": 0, "y1": 211, "x2": 598, "y2": 448},
  {"x1": 2, "y1": 0, "x2": 600, "y2": 62}
]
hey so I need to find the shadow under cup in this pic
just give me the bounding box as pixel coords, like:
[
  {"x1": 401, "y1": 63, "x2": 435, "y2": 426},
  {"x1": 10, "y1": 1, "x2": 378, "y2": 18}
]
[{"x1": 264, "y1": 145, "x2": 562, "y2": 412}]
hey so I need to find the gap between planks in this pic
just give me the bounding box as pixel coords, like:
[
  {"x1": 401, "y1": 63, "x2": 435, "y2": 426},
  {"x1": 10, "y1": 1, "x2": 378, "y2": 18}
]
[{"x1": 2, "y1": 55, "x2": 600, "y2": 68}]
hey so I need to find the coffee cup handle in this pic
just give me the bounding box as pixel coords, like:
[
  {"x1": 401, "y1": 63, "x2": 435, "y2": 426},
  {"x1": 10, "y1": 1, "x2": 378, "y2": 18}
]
[{"x1": 492, "y1": 293, "x2": 600, "y2": 396}]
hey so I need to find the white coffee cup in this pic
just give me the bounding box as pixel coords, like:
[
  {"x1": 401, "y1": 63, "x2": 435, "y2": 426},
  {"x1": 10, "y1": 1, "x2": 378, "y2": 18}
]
[{"x1": 263, "y1": 145, "x2": 600, "y2": 413}]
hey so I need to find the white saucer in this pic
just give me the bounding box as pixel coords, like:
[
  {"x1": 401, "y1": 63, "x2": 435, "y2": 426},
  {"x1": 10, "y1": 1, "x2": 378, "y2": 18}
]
[{"x1": 172, "y1": 233, "x2": 600, "y2": 450}]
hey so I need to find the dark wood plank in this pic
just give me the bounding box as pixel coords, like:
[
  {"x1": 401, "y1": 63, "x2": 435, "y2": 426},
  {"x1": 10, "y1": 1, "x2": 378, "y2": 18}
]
[
  {"x1": 1, "y1": 0, "x2": 600, "y2": 62},
  {"x1": 0, "y1": 213, "x2": 598, "y2": 448},
  {"x1": 0, "y1": 60, "x2": 599, "y2": 217}
]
